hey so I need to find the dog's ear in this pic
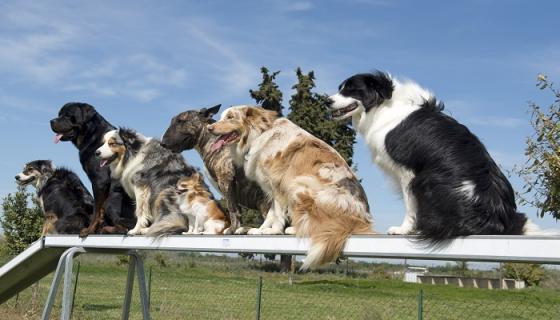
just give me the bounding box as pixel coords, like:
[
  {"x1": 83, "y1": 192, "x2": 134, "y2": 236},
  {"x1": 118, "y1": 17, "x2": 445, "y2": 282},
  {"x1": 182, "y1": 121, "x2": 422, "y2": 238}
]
[
  {"x1": 362, "y1": 72, "x2": 394, "y2": 109},
  {"x1": 40, "y1": 160, "x2": 54, "y2": 174},
  {"x1": 200, "y1": 104, "x2": 221, "y2": 119},
  {"x1": 76, "y1": 103, "x2": 96, "y2": 124},
  {"x1": 118, "y1": 128, "x2": 138, "y2": 147},
  {"x1": 367, "y1": 72, "x2": 393, "y2": 100}
]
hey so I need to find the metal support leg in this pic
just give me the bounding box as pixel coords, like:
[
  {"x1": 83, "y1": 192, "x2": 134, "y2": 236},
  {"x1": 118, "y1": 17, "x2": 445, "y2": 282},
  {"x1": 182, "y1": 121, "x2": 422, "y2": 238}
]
[
  {"x1": 42, "y1": 249, "x2": 70, "y2": 320},
  {"x1": 134, "y1": 251, "x2": 150, "y2": 319},
  {"x1": 121, "y1": 255, "x2": 136, "y2": 320},
  {"x1": 121, "y1": 251, "x2": 150, "y2": 320},
  {"x1": 61, "y1": 248, "x2": 85, "y2": 320},
  {"x1": 42, "y1": 248, "x2": 149, "y2": 320}
]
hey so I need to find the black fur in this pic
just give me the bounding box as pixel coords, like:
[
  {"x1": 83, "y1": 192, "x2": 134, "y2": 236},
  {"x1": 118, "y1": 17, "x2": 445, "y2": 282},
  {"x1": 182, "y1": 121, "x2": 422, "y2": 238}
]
[
  {"x1": 334, "y1": 72, "x2": 529, "y2": 244},
  {"x1": 18, "y1": 161, "x2": 94, "y2": 234},
  {"x1": 385, "y1": 107, "x2": 527, "y2": 243},
  {"x1": 50, "y1": 102, "x2": 136, "y2": 235},
  {"x1": 338, "y1": 72, "x2": 394, "y2": 111}
]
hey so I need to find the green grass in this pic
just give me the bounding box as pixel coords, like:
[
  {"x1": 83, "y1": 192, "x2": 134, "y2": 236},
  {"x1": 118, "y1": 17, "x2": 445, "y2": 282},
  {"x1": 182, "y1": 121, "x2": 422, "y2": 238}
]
[{"x1": 1, "y1": 253, "x2": 559, "y2": 319}]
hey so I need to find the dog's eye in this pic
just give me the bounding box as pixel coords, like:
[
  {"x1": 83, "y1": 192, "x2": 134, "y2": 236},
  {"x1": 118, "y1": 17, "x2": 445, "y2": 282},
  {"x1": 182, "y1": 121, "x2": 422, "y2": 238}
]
[{"x1": 226, "y1": 114, "x2": 234, "y2": 120}]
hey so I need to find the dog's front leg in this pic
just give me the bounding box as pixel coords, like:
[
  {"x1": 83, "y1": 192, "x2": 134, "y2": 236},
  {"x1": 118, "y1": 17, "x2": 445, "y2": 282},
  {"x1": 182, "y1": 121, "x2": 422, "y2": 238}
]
[
  {"x1": 128, "y1": 186, "x2": 151, "y2": 235},
  {"x1": 248, "y1": 200, "x2": 286, "y2": 235},
  {"x1": 221, "y1": 178, "x2": 242, "y2": 234},
  {"x1": 388, "y1": 182, "x2": 417, "y2": 235}
]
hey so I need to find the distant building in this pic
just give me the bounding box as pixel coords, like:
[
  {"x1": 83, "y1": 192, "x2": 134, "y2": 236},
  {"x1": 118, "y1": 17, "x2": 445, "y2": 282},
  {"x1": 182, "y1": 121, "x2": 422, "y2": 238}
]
[{"x1": 403, "y1": 266, "x2": 525, "y2": 290}]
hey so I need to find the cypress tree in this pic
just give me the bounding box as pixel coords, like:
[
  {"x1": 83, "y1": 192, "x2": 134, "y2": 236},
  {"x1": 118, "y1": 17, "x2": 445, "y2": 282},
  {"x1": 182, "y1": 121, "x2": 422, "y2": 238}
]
[
  {"x1": 0, "y1": 186, "x2": 43, "y2": 255},
  {"x1": 250, "y1": 67, "x2": 284, "y2": 116}
]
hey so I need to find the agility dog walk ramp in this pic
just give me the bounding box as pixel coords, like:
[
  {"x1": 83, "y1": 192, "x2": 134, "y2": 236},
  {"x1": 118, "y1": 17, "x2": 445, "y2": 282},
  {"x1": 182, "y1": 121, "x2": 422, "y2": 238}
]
[
  {"x1": 0, "y1": 238, "x2": 66, "y2": 305},
  {"x1": 1, "y1": 235, "x2": 560, "y2": 320}
]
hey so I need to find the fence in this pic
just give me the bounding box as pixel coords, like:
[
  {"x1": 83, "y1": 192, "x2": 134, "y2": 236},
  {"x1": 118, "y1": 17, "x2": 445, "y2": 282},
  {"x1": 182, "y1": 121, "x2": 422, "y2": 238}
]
[{"x1": 2, "y1": 251, "x2": 559, "y2": 320}]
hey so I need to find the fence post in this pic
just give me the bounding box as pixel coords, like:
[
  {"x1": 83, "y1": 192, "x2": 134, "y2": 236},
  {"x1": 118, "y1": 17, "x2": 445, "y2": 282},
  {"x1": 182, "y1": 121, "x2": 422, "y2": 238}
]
[
  {"x1": 255, "y1": 276, "x2": 263, "y2": 320},
  {"x1": 148, "y1": 266, "x2": 153, "y2": 311},
  {"x1": 417, "y1": 289, "x2": 423, "y2": 320}
]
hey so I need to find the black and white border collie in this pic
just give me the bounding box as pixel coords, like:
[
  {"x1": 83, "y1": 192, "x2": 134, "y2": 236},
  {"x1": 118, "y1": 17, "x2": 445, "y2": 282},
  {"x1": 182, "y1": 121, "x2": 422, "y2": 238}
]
[{"x1": 328, "y1": 72, "x2": 540, "y2": 243}]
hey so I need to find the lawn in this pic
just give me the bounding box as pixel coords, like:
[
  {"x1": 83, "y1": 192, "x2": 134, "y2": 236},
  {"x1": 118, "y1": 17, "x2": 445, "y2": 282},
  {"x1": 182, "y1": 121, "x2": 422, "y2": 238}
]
[{"x1": 1, "y1": 253, "x2": 559, "y2": 320}]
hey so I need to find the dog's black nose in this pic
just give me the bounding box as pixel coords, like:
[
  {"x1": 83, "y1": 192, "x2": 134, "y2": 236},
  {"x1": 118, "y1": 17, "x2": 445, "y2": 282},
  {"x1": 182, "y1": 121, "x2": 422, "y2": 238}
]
[
  {"x1": 15, "y1": 175, "x2": 20, "y2": 180},
  {"x1": 95, "y1": 150, "x2": 101, "y2": 157}
]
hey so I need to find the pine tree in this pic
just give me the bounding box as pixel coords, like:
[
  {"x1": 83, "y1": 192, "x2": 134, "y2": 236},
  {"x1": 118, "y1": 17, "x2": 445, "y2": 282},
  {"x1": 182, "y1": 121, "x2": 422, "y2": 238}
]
[
  {"x1": 0, "y1": 186, "x2": 43, "y2": 255},
  {"x1": 250, "y1": 67, "x2": 284, "y2": 116},
  {"x1": 288, "y1": 67, "x2": 356, "y2": 166}
]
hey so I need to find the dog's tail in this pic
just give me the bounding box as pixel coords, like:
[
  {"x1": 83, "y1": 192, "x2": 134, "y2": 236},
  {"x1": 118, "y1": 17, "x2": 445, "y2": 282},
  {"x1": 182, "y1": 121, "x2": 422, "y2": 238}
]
[
  {"x1": 522, "y1": 218, "x2": 560, "y2": 236},
  {"x1": 145, "y1": 212, "x2": 189, "y2": 237},
  {"x1": 292, "y1": 192, "x2": 372, "y2": 270}
]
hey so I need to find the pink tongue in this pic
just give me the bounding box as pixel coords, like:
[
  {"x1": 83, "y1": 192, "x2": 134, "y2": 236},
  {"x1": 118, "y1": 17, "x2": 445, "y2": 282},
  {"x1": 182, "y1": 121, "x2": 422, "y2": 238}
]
[
  {"x1": 54, "y1": 134, "x2": 63, "y2": 144},
  {"x1": 210, "y1": 139, "x2": 226, "y2": 152},
  {"x1": 100, "y1": 160, "x2": 108, "y2": 168}
]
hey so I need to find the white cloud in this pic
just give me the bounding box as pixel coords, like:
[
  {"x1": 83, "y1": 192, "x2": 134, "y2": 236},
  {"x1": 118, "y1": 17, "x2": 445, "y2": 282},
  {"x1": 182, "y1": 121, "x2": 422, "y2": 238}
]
[{"x1": 184, "y1": 24, "x2": 259, "y2": 94}]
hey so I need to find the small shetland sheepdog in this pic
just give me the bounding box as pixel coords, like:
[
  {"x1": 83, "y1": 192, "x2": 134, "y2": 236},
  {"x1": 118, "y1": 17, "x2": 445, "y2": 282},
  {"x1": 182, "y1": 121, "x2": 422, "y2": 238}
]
[
  {"x1": 173, "y1": 173, "x2": 230, "y2": 234},
  {"x1": 208, "y1": 106, "x2": 373, "y2": 269},
  {"x1": 96, "y1": 128, "x2": 195, "y2": 236},
  {"x1": 328, "y1": 71, "x2": 543, "y2": 243}
]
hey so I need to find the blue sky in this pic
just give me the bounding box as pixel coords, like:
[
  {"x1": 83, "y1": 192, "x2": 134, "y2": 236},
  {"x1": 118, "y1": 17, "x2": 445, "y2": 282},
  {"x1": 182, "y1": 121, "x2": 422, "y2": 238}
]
[{"x1": 0, "y1": 0, "x2": 559, "y2": 231}]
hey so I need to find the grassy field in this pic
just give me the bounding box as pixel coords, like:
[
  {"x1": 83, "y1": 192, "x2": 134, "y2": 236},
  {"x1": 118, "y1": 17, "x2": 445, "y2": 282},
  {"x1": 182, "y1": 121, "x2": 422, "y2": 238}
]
[{"x1": 1, "y1": 253, "x2": 559, "y2": 320}]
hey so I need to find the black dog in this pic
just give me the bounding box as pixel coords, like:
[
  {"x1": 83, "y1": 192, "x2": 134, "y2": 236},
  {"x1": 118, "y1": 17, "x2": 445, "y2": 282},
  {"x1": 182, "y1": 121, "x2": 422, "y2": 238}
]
[
  {"x1": 50, "y1": 102, "x2": 136, "y2": 235},
  {"x1": 15, "y1": 160, "x2": 93, "y2": 235},
  {"x1": 162, "y1": 105, "x2": 271, "y2": 234}
]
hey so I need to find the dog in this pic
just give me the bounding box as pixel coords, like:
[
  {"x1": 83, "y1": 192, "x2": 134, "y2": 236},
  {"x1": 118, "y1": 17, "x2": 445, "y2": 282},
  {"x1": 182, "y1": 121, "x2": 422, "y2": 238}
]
[
  {"x1": 15, "y1": 160, "x2": 94, "y2": 235},
  {"x1": 327, "y1": 71, "x2": 541, "y2": 243},
  {"x1": 50, "y1": 102, "x2": 136, "y2": 235},
  {"x1": 172, "y1": 172, "x2": 230, "y2": 234},
  {"x1": 208, "y1": 106, "x2": 372, "y2": 269},
  {"x1": 96, "y1": 128, "x2": 196, "y2": 235},
  {"x1": 161, "y1": 105, "x2": 271, "y2": 234}
]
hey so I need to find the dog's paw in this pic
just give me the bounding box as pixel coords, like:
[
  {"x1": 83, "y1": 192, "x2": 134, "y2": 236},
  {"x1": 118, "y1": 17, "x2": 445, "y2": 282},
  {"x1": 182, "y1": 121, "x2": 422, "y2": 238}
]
[
  {"x1": 247, "y1": 228, "x2": 264, "y2": 235},
  {"x1": 387, "y1": 226, "x2": 413, "y2": 235},
  {"x1": 181, "y1": 232, "x2": 189, "y2": 235},
  {"x1": 127, "y1": 228, "x2": 142, "y2": 236},
  {"x1": 234, "y1": 227, "x2": 250, "y2": 235},
  {"x1": 284, "y1": 226, "x2": 297, "y2": 235},
  {"x1": 223, "y1": 227, "x2": 234, "y2": 235},
  {"x1": 262, "y1": 228, "x2": 283, "y2": 235},
  {"x1": 79, "y1": 228, "x2": 91, "y2": 238}
]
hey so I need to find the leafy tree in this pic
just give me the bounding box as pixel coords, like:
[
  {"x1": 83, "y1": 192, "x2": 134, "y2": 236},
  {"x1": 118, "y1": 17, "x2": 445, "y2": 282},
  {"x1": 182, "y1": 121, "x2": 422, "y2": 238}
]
[
  {"x1": 288, "y1": 67, "x2": 356, "y2": 166},
  {"x1": 501, "y1": 263, "x2": 545, "y2": 286},
  {"x1": 250, "y1": 67, "x2": 284, "y2": 116},
  {"x1": 0, "y1": 186, "x2": 43, "y2": 256},
  {"x1": 515, "y1": 74, "x2": 560, "y2": 219}
]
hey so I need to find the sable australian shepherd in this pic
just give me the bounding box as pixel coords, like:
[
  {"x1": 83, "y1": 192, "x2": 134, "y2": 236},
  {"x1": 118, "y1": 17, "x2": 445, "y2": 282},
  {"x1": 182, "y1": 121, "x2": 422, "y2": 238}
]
[
  {"x1": 96, "y1": 128, "x2": 195, "y2": 236},
  {"x1": 328, "y1": 71, "x2": 542, "y2": 244},
  {"x1": 15, "y1": 160, "x2": 94, "y2": 235},
  {"x1": 208, "y1": 106, "x2": 372, "y2": 269},
  {"x1": 173, "y1": 172, "x2": 230, "y2": 234}
]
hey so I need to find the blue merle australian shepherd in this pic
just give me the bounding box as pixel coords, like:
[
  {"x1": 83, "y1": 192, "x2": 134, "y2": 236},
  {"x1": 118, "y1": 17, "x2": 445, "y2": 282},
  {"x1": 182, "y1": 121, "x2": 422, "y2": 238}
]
[
  {"x1": 328, "y1": 71, "x2": 544, "y2": 244},
  {"x1": 96, "y1": 128, "x2": 195, "y2": 236}
]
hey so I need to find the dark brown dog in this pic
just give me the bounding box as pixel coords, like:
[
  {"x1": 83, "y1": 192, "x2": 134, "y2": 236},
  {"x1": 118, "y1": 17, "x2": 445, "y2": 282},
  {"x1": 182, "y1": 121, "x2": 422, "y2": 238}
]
[
  {"x1": 50, "y1": 102, "x2": 136, "y2": 235},
  {"x1": 161, "y1": 105, "x2": 271, "y2": 234}
]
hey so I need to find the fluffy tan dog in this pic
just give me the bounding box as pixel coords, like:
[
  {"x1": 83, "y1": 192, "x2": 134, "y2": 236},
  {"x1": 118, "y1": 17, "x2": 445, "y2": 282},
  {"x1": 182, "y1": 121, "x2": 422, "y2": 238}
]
[{"x1": 208, "y1": 106, "x2": 373, "y2": 269}]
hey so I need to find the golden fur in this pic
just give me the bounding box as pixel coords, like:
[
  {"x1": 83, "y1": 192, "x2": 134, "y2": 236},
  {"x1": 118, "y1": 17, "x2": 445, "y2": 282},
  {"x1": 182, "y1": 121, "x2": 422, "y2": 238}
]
[{"x1": 177, "y1": 173, "x2": 230, "y2": 234}]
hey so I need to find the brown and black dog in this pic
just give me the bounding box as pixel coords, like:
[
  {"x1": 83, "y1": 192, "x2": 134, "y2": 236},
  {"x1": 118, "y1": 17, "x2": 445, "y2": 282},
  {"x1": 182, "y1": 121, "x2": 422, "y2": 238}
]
[
  {"x1": 50, "y1": 103, "x2": 136, "y2": 235},
  {"x1": 161, "y1": 105, "x2": 271, "y2": 234}
]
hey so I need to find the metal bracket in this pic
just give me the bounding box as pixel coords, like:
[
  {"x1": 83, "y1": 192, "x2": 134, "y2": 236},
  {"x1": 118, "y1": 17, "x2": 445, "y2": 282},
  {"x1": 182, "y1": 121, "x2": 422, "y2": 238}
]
[{"x1": 41, "y1": 247, "x2": 150, "y2": 320}]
